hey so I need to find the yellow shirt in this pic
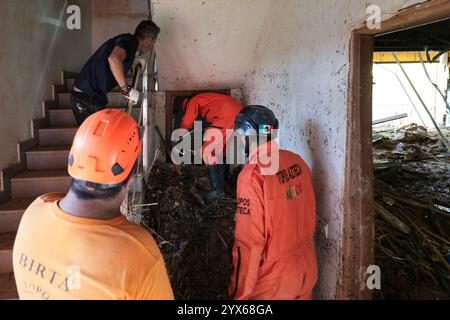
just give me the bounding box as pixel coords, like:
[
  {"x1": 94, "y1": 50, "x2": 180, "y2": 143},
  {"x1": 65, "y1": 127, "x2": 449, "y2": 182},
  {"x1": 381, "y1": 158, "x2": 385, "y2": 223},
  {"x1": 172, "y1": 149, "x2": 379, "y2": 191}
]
[{"x1": 13, "y1": 193, "x2": 174, "y2": 300}]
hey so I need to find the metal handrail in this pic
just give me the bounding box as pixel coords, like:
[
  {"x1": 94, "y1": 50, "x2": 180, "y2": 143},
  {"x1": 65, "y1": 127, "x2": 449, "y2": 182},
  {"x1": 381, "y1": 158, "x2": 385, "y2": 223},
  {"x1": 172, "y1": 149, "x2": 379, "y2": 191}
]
[
  {"x1": 125, "y1": 58, "x2": 149, "y2": 221},
  {"x1": 126, "y1": 62, "x2": 144, "y2": 114},
  {"x1": 124, "y1": 3, "x2": 159, "y2": 223},
  {"x1": 126, "y1": 45, "x2": 158, "y2": 223}
]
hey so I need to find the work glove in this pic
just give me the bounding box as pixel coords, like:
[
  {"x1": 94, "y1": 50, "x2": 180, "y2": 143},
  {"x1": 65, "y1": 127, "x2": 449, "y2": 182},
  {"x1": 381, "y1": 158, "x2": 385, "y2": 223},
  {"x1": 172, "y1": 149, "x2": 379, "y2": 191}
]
[{"x1": 121, "y1": 85, "x2": 140, "y2": 105}]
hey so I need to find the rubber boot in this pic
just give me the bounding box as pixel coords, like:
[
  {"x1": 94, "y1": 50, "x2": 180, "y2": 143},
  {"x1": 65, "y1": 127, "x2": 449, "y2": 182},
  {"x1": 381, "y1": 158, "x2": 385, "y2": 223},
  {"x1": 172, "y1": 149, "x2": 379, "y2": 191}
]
[{"x1": 204, "y1": 165, "x2": 225, "y2": 201}]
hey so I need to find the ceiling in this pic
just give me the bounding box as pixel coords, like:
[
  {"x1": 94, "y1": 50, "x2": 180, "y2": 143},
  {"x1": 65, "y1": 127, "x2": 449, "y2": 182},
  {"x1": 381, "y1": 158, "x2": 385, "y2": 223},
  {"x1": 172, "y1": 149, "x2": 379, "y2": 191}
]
[{"x1": 374, "y1": 18, "x2": 450, "y2": 52}]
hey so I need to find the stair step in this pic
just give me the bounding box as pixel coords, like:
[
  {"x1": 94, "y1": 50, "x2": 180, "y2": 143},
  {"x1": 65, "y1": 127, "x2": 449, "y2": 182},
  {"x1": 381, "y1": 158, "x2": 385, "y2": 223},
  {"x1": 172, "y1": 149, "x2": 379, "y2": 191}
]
[
  {"x1": 49, "y1": 109, "x2": 76, "y2": 127},
  {"x1": 67, "y1": 80, "x2": 122, "y2": 93},
  {"x1": 66, "y1": 79, "x2": 75, "y2": 92},
  {"x1": 38, "y1": 127, "x2": 77, "y2": 146},
  {"x1": 59, "y1": 92, "x2": 128, "y2": 108},
  {"x1": 0, "y1": 273, "x2": 18, "y2": 300},
  {"x1": 0, "y1": 199, "x2": 35, "y2": 233},
  {"x1": 0, "y1": 232, "x2": 15, "y2": 273},
  {"x1": 11, "y1": 170, "x2": 71, "y2": 198},
  {"x1": 26, "y1": 146, "x2": 70, "y2": 170},
  {"x1": 49, "y1": 108, "x2": 141, "y2": 127}
]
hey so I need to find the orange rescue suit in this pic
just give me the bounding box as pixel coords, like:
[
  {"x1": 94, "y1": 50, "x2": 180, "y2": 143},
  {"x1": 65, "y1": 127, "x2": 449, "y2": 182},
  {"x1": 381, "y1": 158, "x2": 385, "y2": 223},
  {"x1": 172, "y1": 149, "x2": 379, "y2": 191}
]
[
  {"x1": 229, "y1": 141, "x2": 318, "y2": 300},
  {"x1": 180, "y1": 93, "x2": 243, "y2": 165}
]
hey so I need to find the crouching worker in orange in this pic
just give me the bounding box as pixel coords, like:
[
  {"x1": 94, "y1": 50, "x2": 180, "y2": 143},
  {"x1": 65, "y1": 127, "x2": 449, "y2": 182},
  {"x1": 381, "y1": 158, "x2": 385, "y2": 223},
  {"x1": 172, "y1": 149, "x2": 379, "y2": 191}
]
[
  {"x1": 180, "y1": 93, "x2": 243, "y2": 200},
  {"x1": 13, "y1": 109, "x2": 174, "y2": 300},
  {"x1": 229, "y1": 105, "x2": 318, "y2": 300}
]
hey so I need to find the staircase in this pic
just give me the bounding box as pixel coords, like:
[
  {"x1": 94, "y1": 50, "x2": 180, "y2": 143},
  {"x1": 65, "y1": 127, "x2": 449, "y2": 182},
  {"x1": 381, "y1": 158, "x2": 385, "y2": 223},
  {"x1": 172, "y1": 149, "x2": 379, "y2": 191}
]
[{"x1": 0, "y1": 75, "x2": 130, "y2": 299}]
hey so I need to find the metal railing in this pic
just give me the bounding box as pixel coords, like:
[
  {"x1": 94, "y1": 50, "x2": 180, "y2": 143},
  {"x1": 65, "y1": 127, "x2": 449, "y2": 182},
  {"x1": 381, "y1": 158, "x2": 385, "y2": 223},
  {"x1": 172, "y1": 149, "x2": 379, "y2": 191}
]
[
  {"x1": 122, "y1": 2, "x2": 160, "y2": 224},
  {"x1": 124, "y1": 47, "x2": 158, "y2": 224}
]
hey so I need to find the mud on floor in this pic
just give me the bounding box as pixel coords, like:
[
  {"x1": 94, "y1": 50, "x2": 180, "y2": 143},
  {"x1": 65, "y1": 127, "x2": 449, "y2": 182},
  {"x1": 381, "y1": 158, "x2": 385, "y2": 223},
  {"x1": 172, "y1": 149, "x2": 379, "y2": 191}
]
[
  {"x1": 142, "y1": 163, "x2": 238, "y2": 299},
  {"x1": 373, "y1": 125, "x2": 450, "y2": 300}
]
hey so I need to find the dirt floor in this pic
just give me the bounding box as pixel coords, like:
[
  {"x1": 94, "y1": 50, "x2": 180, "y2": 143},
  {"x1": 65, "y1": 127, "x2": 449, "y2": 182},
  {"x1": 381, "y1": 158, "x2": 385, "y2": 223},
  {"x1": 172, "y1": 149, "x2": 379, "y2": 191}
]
[
  {"x1": 140, "y1": 124, "x2": 450, "y2": 300},
  {"x1": 373, "y1": 124, "x2": 450, "y2": 300},
  {"x1": 142, "y1": 163, "x2": 238, "y2": 299}
]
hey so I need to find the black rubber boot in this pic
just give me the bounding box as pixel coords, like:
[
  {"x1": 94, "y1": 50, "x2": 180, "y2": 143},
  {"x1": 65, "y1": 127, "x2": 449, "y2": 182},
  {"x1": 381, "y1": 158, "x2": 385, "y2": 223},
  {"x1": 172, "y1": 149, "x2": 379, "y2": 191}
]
[{"x1": 204, "y1": 165, "x2": 225, "y2": 201}]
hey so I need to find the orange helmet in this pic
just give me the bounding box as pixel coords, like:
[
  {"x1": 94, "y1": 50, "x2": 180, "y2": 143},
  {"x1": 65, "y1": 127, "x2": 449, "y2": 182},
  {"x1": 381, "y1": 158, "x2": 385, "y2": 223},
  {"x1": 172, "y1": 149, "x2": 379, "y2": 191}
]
[{"x1": 68, "y1": 109, "x2": 141, "y2": 185}]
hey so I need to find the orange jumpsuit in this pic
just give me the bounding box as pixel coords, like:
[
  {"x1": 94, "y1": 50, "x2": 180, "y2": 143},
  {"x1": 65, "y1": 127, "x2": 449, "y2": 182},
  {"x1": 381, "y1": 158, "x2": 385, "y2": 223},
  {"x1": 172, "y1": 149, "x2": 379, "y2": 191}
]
[
  {"x1": 180, "y1": 93, "x2": 243, "y2": 165},
  {"x1": 229, "y1": 141, "x2": 318, "y2": 300}
]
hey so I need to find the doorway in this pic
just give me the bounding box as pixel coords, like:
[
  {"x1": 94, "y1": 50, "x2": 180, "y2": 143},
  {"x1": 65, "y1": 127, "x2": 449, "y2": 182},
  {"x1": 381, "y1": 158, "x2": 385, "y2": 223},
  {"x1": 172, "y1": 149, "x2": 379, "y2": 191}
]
[{"x1": 342, "y1": 0, "x2": 450, "y2": 299}]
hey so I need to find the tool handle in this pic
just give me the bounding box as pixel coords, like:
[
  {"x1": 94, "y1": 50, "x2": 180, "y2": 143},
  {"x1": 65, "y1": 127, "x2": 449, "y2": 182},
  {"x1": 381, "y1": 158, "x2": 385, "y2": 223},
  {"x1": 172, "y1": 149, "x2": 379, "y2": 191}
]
[
  {"x1": 126, "y1": 62, "x2": 144, "y2": 114},
  {"x1": 154, "y1": 126, "x2": 182, "y2": 176}
]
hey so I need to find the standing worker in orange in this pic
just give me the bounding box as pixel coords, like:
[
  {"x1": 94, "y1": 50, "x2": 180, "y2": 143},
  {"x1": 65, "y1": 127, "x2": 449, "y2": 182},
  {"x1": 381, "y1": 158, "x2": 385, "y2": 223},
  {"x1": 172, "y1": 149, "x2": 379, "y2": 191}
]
[
  {"x1": 229, "y1": 105, "x2": 318, "y2": 300},
  {"x1": 179, "y1": 93, "x2": 243, "y2": 200},
  {"x1": 13, "y1": 109, "x2": 173, "y2": 300}
]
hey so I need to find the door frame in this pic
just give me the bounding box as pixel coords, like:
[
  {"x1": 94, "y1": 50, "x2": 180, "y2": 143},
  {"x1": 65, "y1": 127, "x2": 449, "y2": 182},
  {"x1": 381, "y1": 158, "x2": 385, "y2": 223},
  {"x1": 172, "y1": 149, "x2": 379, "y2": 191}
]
[{"x1": 340, "y1": 0, "x2": 450, "y2": 299}]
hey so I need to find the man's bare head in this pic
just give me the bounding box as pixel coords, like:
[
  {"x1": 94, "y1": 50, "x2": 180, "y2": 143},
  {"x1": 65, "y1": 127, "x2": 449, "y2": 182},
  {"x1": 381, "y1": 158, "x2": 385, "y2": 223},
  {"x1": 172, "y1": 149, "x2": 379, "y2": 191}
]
[{"x1": 135, "y1": 20, "x2": 160, "y2": 54}]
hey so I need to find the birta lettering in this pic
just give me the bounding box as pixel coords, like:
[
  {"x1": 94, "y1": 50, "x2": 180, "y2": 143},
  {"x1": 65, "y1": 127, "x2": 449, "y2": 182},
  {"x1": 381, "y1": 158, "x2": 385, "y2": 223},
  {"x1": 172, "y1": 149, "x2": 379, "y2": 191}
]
[{"x1": 18, "y1": 253, "x2": 71, "y2": 292}]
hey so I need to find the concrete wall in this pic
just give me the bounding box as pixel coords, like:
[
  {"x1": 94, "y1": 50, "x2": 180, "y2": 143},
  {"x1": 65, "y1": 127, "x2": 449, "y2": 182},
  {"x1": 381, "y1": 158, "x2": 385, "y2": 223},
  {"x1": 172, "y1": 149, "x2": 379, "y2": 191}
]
[
  {"x1": 150, "y1": 92, "x2": 166, "y2": 163},
  {"x1": 241, "y1": 0, "x2": 426, "y2": 299},
  {"x1": 6, "y1": 0, "x2": 439, "y2": 299},
  {"x1": 0, "y1": 0, "x2": 92, "y2": 170},
  {"x1": 86, "y1": 0, "x2": 432, "y2": 299},
  {"x1": 91, "y1": 0, "x2": 148, "y2": 52},
  {"x1": 153, "y1": 0, "x2": 272, "y2": 90}
]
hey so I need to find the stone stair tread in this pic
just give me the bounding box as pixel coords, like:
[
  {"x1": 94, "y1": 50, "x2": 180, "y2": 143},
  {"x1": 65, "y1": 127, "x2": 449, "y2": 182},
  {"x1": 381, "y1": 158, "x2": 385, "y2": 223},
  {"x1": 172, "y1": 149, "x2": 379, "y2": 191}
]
[
  {"x1": 49, "y1": 108, "x2": 73, "y2": 112},
  {"x1": 0, "y1": 232, "x2": 16, "y2": 251},
  {"x1": 52, "y1": 107, "x2": 140, "y2": 111},
  {"x1": 0, "y1": 198, "x2": 35, "y2": 212},
  {"x1": 39, "y1": 126, "x2": 77, "y2": 130},
  {"x1": 12, "y1": 169, "x2": 69, "y2": 180},
  {"x1": 27, "y1": 146, "x2": 70, "y2": 153},
  {"x1": 0, "y1": 273, "x2": 18, "y2": 300}
]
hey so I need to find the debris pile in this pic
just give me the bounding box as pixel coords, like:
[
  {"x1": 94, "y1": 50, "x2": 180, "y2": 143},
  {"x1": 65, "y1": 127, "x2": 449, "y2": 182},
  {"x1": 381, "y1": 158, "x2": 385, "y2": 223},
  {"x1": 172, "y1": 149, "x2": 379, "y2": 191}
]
[
  {"x1": 142, "y1": 163, "x2": 238, "y2": 299},
  {"x1": 373, "y1": 124, "x2": 450, "y2": 299}
]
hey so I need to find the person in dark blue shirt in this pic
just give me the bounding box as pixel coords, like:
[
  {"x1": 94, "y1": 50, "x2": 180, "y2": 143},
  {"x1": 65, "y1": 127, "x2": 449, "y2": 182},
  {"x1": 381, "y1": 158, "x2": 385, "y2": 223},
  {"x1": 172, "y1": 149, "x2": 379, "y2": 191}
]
[{"x1": 71, "y1": 20, "x2": 160, "y2": 126}]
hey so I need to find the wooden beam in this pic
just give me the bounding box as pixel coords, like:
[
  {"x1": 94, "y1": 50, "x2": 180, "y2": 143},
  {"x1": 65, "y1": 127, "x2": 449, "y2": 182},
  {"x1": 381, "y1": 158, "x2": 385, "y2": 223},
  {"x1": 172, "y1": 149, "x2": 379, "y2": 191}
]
[
  {"x1": 356, "y1": 0, "x2": 450, "y2": 36},
  {"x1": 340, "y1": 32, "x2": 374, "y2": 300}
]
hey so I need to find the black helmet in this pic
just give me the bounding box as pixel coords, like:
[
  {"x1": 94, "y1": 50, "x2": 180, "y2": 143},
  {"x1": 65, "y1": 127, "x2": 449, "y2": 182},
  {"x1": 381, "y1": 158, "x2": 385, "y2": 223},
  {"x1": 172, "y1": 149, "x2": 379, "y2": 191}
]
[{"x1": 234, "y1": 105, "x2": 279, "y2": 137}]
